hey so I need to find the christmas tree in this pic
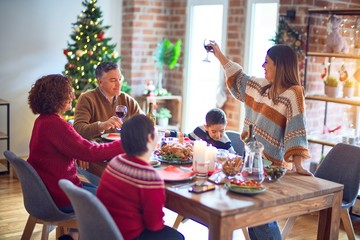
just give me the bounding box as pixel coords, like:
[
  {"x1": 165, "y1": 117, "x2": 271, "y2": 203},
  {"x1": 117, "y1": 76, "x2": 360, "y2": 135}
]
[{"x1": 63, "y1": 0, "x2": 121, "y2": 118}]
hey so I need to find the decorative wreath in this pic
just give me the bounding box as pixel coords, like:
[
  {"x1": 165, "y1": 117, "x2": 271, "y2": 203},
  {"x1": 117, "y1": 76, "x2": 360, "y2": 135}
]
[{"x1": 271, "y1": 17, "x2": 304, "y2": 56}]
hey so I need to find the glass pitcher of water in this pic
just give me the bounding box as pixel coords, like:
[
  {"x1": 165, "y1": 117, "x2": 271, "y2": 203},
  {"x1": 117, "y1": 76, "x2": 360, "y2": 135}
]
[{"x1": 241, "y1": 141, "x2": 265, "y2": 183}]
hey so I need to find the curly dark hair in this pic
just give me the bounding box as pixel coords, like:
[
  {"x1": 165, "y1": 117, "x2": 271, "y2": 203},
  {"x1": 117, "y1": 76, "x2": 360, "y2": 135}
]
[
  {"x1": 28, "y1": 74, "x2": 74, "y2": 115},
  {"x1": 95, "y1": 62, "x2": 118, "y2": 79}
]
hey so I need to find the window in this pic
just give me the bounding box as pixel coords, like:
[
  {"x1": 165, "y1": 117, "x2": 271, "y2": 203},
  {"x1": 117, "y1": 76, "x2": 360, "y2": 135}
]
[
  {"x1": 244, "y1": 0, "x2": 279, "y2": 77},
  {"x1": 183, "y1": 0, "x2": 228, "y2": 133}
]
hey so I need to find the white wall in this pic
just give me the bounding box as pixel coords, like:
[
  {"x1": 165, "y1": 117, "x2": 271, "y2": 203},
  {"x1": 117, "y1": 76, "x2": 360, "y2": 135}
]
[{"x1": 0, "y1": 0, "x2": 122, "y2": 157}]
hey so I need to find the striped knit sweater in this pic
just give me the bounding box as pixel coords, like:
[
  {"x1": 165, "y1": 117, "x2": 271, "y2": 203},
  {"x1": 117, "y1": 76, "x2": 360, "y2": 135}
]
[
  {"x1": 96, "y1": 154, "x2": 165, "y2": 240},
  {"x1": 223, "y1": 61, "x2": 311, "y2": 165}
]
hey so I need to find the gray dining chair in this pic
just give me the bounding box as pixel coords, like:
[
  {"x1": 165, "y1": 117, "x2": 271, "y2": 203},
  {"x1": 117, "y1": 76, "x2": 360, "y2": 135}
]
[
  {"x1": 225, "y1": 130, "x2": 245, "y2": 156},
  {"x1": 3, "y1": 150, "x2": 78, "y2": 240},
  {"x1": 281, "y1": 143, "x2": 360, "y2": 240},
  {"x1": 58, "y1": 179, "x2": 124, "y2": 240}
]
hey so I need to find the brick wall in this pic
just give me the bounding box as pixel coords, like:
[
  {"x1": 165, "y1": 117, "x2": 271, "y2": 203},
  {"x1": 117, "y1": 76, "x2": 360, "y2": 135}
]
[
  {"x1": 120, "y1": 0, "x2": 360, "y2": 161},
  {"x1": 121, "y1": 0, "x2": 185, "y2": 97}
]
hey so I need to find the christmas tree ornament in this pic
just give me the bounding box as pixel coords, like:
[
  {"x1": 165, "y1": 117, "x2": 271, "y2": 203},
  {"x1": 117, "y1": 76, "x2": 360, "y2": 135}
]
[{"x1": 97, "y1": 32, "x2": 104, "y2": 40}]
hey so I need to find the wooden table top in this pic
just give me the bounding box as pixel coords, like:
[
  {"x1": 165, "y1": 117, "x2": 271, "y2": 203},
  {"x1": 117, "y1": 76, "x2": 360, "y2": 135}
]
[{"x1": 88, "y1": 161, "x2": 343, "y2": 240}]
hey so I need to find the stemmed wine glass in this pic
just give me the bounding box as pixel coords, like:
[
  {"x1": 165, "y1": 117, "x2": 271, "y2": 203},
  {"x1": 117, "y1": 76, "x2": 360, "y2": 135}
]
[
  {"x1": 115, "y1": 105, "x2": 128, "y2": 131},
  {"x1": 203, "y1": 38, "x2": 213, "y2": 62}
]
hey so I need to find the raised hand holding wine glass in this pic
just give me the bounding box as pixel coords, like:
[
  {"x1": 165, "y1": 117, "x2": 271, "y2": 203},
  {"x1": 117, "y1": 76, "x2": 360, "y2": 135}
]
[{"x1": 115, "y1": 105, "x2": 128, "y2": 131}]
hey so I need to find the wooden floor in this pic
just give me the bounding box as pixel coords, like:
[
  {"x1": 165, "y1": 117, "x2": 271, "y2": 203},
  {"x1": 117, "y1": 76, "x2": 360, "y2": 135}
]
[{"x1": 1, "y1": 172, "x2": 360, "y2": 240}]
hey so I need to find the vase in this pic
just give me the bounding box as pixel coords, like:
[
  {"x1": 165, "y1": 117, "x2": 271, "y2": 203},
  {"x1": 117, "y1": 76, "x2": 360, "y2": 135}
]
[
  {"x1": 324, "y1": 86, "x2": 340, "y2": 98},
  {"x1": 156, "y1": 70, "x2": 163, "y2": 91},
  {"x1": 157, "y1": 118, "x2": 169, "y2": 127},
  {"x1": 343, "y1": 87, "x2": 355, "y2": 98}
]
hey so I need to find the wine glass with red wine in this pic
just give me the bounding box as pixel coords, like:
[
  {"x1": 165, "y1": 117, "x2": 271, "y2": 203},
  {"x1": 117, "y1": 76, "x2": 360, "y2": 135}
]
[
  {"x1": 203, "y1": 38, "x2": 213, "y2": 62},
  {"x1": 115, "y1": 105, "x2": 128, "y2": 131}
]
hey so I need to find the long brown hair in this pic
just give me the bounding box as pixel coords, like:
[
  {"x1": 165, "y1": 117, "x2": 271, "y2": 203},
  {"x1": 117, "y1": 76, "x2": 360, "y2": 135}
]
[{"x1": 262, "y1": 44, "x2": 301, "y2": 102}]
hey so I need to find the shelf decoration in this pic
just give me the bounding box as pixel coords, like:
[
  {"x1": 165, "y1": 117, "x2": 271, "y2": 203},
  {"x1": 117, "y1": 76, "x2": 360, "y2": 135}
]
[
  {"x1": 324, "y1": 76, "x2": 340, "y2": 98},
  {"x1": 153, "y1": 38, "x2": 182, "y2": 96},
  {"x1": 270, "y1": 17, "x2": 304, "y2": 56},
  {"x1": 325, "y1": 15, "x2": 349, "y2": 53},
  {"x1": 338, "y1": 64, "x2": 349, "y2": 82},
  {"x1": 143, "y1": 80, "x2": 156, "y2": 96},
  {"x1": 343, "y1": 78, "x2": 356, "y2": 98}
]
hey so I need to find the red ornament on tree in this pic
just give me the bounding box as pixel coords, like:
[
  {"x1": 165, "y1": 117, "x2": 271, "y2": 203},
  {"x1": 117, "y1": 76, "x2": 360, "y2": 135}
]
[
  {"x1": 63, "y1": 49, "x2": 69, "y2": 55},
  {"x1": 98, "y1": 32, "x2": 104, "y2": 40},
  {"x1": 88, "y1": 50, "x2": 93, "y2": 56}
]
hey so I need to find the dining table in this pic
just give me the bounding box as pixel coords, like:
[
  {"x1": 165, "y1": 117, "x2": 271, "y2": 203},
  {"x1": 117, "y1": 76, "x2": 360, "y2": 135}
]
[{"x1": 87, "y1": 159, "x2": 343, "y2": 240}]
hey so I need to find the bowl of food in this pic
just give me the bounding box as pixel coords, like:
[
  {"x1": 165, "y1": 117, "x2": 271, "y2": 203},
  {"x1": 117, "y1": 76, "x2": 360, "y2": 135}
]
[
  {"x1": 222, "y1": 155, "x2": 244, "y2": 179},
  {"x1": 264, "y1": 166, "x2": 287, "y2": 182}
]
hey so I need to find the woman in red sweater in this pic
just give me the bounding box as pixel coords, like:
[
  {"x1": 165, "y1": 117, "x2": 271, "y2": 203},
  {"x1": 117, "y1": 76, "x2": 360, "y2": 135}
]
[
  {"x1": 97, "y1": 115, "x2": 184, "y2": 240},
  {"x1": 27, "y1": 74, "x2": 124, "y2": 239}
]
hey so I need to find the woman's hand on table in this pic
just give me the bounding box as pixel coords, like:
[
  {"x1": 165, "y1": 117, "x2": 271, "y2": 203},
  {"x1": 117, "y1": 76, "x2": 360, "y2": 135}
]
[{"x1": 292, "y1": 156, "x2": 313, "y2": 176}]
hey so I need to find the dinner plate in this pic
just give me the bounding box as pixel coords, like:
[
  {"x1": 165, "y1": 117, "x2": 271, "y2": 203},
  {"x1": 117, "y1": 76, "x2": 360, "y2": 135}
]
[
  {"x1": 153, "y1": 154, "x2": 192, "y2": 165},
  {"x1": 225, "y1": 182, "x2": 266, "y2": 195},
  {"x1": 101, "y1": 133, "x2": 120, "y2": 141},
  {"x1": 156, "y1": 165, "x2": 196, "y2": 182}
]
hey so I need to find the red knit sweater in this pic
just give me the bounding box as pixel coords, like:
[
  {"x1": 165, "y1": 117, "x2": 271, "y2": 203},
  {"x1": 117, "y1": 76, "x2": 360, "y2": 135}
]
[
  {"x1": 97, "y1": 154, "x2": 165, "y2": 240},
  {"x1": 27, "y1": 114, "x2": 123, "y2": 208}
]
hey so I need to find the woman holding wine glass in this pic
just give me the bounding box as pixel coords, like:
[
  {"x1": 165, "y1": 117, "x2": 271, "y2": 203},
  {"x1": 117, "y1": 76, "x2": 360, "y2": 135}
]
[{"x1": 209, "y1": 42, "x2": 312, "y2": 240}]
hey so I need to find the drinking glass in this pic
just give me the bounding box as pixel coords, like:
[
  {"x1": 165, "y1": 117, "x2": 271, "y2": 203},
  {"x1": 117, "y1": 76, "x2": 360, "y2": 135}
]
[
  {"x1": 215, "y1": 149, "x2": 229, "y2": 170},
  {"x1": 203, "y1": 38, "x2": 213, "y2": 62},
  {"x1": 115, "y1": 105, "x2": 128, "y2": 131},
  {"x1": 195, "y1": 161, "x2": 210, "y2": 179}
]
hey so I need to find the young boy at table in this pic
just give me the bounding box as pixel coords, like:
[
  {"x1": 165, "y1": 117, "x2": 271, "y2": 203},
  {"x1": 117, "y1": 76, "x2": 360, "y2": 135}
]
[
  {"x1": 166, "y1": 108, "x2": 235, "y2": 153},
  {"x1": 96, "y1": 115, "x2": 184, "y2": 240}
]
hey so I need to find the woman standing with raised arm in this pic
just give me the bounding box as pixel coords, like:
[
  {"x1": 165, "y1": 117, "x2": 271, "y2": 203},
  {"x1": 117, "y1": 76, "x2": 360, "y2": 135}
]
[{"x1": 210, "y1": 43, "x2": 312, "y2": 240}]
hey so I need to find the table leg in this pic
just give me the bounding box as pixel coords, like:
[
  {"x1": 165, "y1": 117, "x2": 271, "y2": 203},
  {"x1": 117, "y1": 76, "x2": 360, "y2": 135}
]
[
  {"x1": 317, "y1": 190, "x2": 342, "y2": 240},
  {"x1": 208, "y1": 218, "x2": 233, "y2": 240}
]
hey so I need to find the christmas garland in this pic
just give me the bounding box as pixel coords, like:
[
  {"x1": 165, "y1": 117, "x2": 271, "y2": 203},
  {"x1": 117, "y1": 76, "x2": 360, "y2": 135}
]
[{"x1": 271, "y1": 18, "x2": 304, "y2": 55}]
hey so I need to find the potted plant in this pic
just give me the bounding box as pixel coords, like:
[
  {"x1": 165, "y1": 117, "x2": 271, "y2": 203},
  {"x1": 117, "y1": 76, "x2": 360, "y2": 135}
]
[
  {"x1": 156, "y1": 107, "x2": 172, "y2": 127},
  {"x1": 153, "y1": 38, "x2": 182, "y2": 96},
  {"x1": 343, "y1": 78, "x2": 356, "y2": 98},
  {"x1": 324, "y1": 76, "x2": 340, "y2": 98}
]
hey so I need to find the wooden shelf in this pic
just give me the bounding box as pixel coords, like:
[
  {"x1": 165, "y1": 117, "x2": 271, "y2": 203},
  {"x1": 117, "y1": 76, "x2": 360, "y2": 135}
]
[
  {"x1": 308, "y1": 8, "x2": 360, "y2": 15},
  {"x1": 0, "y1": 99, "x2": 10, "y2": 174},
  {"x1": 305, "y1": 95, "x2": 360, "y2": 106},
  {"x1": 308, "y1": 138, "x2": 337, "y2": 147},
  {"x1": 136, "y1": 95, "x2": 182, "y2": 131},
  {"x1": 307, "y1": 52, "x2": 360, "y2": 59}
]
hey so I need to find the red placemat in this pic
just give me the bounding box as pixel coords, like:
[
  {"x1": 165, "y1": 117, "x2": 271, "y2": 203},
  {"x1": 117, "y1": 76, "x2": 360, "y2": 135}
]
[{"x1": 157, "y1": 165, "x2": 195, "y2": 182}]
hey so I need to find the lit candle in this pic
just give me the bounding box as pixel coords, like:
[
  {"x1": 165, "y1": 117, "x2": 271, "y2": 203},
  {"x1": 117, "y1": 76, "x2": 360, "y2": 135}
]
[
  {"x1": 192, "y1": 140, "x2": 207, "y2": 171},
  {"x1": 205, "y1": 145, "x2": 217, "y2": 172}
]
